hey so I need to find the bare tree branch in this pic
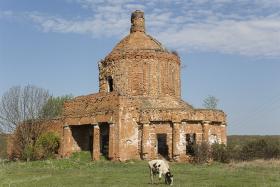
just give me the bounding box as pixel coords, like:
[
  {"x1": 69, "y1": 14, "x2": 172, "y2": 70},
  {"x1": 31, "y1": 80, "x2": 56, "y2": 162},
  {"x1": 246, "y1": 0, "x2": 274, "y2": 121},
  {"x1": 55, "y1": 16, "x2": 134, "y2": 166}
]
[
  {"x1": 203, "y1": 95, "x2": 219, "y2": 109},
  {"x1": 0, "y1": 85, "x2": 50, "y2": 133}
]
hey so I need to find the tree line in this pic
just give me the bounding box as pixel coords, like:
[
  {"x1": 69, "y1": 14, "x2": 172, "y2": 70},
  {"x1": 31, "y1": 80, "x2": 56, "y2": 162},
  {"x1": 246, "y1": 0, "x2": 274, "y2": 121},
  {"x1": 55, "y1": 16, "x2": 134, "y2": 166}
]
[{"x1": 191, "y1": 136, "x2": 280, "y2": 164}]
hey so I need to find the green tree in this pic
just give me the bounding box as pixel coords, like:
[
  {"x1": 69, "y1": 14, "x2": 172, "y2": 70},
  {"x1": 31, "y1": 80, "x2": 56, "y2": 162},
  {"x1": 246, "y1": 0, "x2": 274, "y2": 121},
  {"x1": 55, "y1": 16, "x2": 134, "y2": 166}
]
[
  {"x1": 40, "y1": 95, "x2": 73, "y2": 119},
  {"x1": 203, "y1": 95, "x2": 219, "y2": 109}
]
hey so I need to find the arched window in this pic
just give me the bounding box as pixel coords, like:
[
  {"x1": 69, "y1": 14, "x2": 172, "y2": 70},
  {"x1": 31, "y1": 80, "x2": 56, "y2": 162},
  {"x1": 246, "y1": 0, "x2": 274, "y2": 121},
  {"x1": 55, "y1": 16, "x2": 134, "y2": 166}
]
[{"x1": 107, "y1": 76, "x2": 113, "y2": 92}]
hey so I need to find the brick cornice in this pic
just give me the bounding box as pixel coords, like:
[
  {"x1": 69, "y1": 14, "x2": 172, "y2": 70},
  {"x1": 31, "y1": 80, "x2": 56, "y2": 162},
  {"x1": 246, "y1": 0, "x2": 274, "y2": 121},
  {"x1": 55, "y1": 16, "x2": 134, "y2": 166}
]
[{"x1": 103, "y1": 50, "x2": 180, "y2": 65}]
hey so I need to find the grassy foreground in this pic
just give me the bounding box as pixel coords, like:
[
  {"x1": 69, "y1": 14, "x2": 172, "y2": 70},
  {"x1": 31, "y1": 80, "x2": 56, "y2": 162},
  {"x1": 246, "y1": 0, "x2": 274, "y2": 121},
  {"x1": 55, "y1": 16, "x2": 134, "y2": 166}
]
[{"x1": 1, "y1": 153, "x2": 280, "y2": 187}]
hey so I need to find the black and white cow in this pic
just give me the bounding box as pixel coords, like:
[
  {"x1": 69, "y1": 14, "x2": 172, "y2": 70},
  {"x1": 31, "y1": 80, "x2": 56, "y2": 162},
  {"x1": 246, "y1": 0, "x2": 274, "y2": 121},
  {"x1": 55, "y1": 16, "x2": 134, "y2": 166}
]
[{"x1": 148, "y1": 159, "x2": 174, "y2": 185}]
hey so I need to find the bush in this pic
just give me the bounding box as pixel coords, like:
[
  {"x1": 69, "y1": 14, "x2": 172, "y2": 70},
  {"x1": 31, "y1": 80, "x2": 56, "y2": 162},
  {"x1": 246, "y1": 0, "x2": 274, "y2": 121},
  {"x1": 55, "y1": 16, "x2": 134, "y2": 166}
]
[
  {"x1": 35, "y1": 132, "x2": 60, "y2": 159},
  {"x1": 8, "y1": 131, "x2": 60, "y2": 161},
  {"x1": 22, "y1": 144, "x2": 36, "y2": 161},
  {"x1": 7, "y1": 120, "x2": 47, "y2": 161},
  {"x1": 192, "y1": 142, "x2": 211, "y2": 164},
  {"x1": 212, "y1": 143, "x2": 230, "y2": 163},
  {"x1": 226, "y1": 144, "x2": 243, "y2": 161},
  {"x1": 192, "y1": 143, "x2": 230, "y2": 164}
]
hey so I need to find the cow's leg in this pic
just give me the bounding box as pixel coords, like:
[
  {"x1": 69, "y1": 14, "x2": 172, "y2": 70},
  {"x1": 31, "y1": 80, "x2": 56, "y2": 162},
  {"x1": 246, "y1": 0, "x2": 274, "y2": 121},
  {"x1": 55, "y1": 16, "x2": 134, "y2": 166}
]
[
  {"x1": 153, "y1": 172, "x2": 157, "y2": 183},
  {"x1": 165, "y1": 174, "x2": 168, "y2": 184},
  {"x1": 159, "y1": 171, "x2": 162, "y2": 181},
  {"x1": 150, "y1": 168, "x2": 154, "y2": 184}
]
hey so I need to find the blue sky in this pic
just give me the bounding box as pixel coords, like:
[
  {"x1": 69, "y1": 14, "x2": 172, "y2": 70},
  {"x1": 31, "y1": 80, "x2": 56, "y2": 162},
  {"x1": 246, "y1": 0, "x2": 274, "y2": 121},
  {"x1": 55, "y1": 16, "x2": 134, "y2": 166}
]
[{"x1": 0, "y1": 0, "x2": 280, "y2": 135}]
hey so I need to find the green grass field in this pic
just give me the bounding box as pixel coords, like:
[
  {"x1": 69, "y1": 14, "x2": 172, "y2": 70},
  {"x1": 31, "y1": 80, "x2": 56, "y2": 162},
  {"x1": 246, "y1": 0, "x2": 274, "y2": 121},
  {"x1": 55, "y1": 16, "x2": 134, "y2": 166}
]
[
  {"x1": 1, "y1": 152, "x2": 280, "y2": 187},
  {"x1": 1, "y1": 136, "x2": 280, "y2": 186}
]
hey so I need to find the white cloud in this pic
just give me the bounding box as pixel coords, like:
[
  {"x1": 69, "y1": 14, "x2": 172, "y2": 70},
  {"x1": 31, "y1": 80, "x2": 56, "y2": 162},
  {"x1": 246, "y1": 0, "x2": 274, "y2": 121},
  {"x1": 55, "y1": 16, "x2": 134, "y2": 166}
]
[
  {"x1": 1, "y1": 0, "x2": 280, "y2": 58},
  {"x1": 28, "y1": 13, "x2": 129, "y2": 37},
  {"x1": 156, "y1": 18, "x2": 280, "y2": 57}
]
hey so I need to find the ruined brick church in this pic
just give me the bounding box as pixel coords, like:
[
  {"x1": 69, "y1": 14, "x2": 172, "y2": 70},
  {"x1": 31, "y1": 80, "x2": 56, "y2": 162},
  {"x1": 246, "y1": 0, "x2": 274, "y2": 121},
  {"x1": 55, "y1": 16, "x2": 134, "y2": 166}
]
[{"x1": 53, "y1": 10, "x2": 227, "y2": 162}]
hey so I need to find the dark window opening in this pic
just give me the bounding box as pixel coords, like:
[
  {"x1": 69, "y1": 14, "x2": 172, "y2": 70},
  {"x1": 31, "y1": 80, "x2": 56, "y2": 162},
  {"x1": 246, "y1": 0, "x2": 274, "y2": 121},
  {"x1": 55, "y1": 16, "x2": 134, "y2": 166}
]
[
  {"x1": 107, "y1": 76, "x2": 113, "y2": 92},
  {"x1": 100, "y1": 123, "x2": 110, "y2": 159},
  {"x1": 186, "y1": 133, "x2": 196, "y2": 156},
  {"x1": 157, "y1": 134, "x2": 169, "y2": 159}
]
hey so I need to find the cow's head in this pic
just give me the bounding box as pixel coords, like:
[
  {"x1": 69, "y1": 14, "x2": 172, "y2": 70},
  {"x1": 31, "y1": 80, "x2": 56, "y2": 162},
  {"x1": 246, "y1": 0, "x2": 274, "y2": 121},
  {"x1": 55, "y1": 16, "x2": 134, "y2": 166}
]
[{"x1": 165, "y1": 171, "x2": 174, "y2": 185}]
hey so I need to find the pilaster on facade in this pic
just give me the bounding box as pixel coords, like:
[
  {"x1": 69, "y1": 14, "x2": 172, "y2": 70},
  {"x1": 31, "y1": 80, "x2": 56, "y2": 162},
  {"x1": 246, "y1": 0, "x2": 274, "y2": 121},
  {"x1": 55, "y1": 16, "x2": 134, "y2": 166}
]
[
  {"x1": 108, "y1": 123, "x2": 115, "y2": 160},
  {"x1": 141, "y1": 123, "x2": 150, "y2": 160},
  {"x1": 62, "y1": 125, "x2": 72, "y2": 157},
  {"x1": 202, "y1": 120, "x2": 211, "y2": 143},
  {"x1": 221, "y1": 122, "x2": 227, "y2": 145},
  {"x1": 172, "y1": 121, "x2": 181, "y2": 161},
  {"x1": 92, "y1": 124, "x2": 100, "y2": 161}
]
